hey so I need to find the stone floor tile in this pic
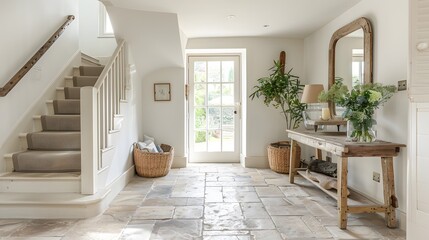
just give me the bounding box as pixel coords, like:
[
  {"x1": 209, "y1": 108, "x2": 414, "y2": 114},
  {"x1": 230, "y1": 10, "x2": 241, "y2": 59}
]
[
  {"x1": 145, "y1": 185, "x2": 173, "y2": 199},
  {"x1": 187, "y1": 197, "x2": 205, "y2": 206},
  {"x1": 203, "y1": 236, "x2": 250, "y2": 240},
  {"x1": 133, "y1": 206, "x2": 175, "y2": 220},
  {"x1": 10, "y1": 219, "x2": 76, "y2": 238},
  {"x1": 141, "y1": 197, "x2": 188, "y2": 206},
  {"x1": 119, "y1": 220, "x2": 155, "y2": 240},
  {"x1": 279, "y1": 186, "x2": 310, "y2": 197},
  {"x1": 0, "y1": 220, "x2": 29, "y2": 237},
  {"x1": 61, "y1": 215, "x2": 126, "y2": 240},
  {"x1": 264, "y1": 178, "x2": 293, "y2": 186},
  {"x1": 204, "y1": 203, "x2": 243, "y2": 220},
  {"x1": 104, "y1": 205, "x2": 138, "y2": 222},
  {"x1": 223, "y1": 187, "x2": 255, "y2": 192},
  {"x1": 326, "y1": 225, "x2": 383, "y2": 239},
  {"x1": 174, "y1": 206, "x2": 204, "y2": 219},
  {"x1": 241, "y1": 203, "x2": 270, "y2": 219},
  {"x1": 203, "y1": 230, "x2": 249, "y2": 236},
  {"x1": 255, "y1": 186, "x2": 284, "y2": 197},
  {"x1": 301, "y1": 215, "x2": 332, "y2": 238},
  {"x1": 204, "y1": 218, "x2": 275, "y2": 231},
  {"x1": 205, "y1": 191, "x2": 224, "y2": 203},
  {"x1": 250, "y1": 230, "x2": 283, "y2": 240},
  {"x1": 265, "y1": 205, "x2": 310, "y2": 216},
  {"x1": 223, "y1": 191, "x2": 260, "y2": 203},
  {"x1": 260, "y1": 197, "x2": 291, "y2": 206},
  {"x1": 272, "y1": 216, "x2": 315, "y2": 239},
  {"x1": 150, "y1": 219, "x2": 202, "y2": 240},
  {"x1": 110, "y1": 194, "x2": 145, "y2": 206}
]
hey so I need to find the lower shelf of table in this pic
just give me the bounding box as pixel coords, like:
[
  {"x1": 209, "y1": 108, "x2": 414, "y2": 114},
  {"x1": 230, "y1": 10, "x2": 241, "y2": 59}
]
[{"x1": 297, "y1": 170, "x2": 382, "y2": 208}]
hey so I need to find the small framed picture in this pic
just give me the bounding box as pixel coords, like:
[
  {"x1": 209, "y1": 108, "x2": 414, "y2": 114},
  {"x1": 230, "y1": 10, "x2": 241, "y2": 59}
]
[{"x1": 154, "y1": 83, "x2": 171, "y2": 101}]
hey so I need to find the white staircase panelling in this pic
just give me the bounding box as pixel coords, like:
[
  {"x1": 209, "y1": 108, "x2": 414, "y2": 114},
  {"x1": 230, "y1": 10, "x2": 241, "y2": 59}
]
[
  {"x1": 56, "y1": 87, "x2": 66, "y2": 100},
  {"x1": 32, "y1": 115, "x2": 42, "y2": 132},
  {"x1": 0, "y1": 172, "x2": 80, "y2": 193}
]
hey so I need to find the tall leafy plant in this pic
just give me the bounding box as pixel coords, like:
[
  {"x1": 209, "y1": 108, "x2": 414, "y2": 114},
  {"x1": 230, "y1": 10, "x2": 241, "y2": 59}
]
[{"x1": 249, "y1": 61, "x2": 306, "y2": 130}]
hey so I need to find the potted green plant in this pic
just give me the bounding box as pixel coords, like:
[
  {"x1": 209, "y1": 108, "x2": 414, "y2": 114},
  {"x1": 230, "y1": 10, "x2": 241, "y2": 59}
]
[{"x1": 249, "y1": 60, "x2": 306, "y2": 173}]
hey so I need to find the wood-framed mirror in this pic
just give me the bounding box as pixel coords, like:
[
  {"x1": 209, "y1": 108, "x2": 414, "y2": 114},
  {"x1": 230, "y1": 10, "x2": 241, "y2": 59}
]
[{"x1": 328, "y1": 17, "x2": 373, "y2": 116}]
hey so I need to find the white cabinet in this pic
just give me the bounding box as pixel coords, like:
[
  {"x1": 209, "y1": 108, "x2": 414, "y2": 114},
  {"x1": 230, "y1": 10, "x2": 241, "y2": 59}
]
[
  {"x1": 410, "y1": 0, "x2": 429, "y2": 99},
  {"x1": 408, "y1": 1, "x2": 429, "y2": 239},
  {"x1": 408, "y1": 103, "x2": 429, "y2": 240}
]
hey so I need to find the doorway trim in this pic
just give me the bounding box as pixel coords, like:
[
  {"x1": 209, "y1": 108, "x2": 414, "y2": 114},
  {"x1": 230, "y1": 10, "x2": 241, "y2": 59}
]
[{"x1": 185, "y1": 49, "x2": 247, "y2": 164}]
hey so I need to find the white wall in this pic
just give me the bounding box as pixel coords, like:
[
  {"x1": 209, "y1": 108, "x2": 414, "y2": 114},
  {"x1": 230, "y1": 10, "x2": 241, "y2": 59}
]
[
  {"x1": 79, "y1": 0, "x2": 117, "y2": 58},
  {"x1": 141, "y1": 68, "x2": 186, "y2": 167},
  {"x1": 304, "y1": 0, "x2": 408, "y2": 226},
  {"x1": 0, "y1": 0, "x2": 79, "y2": 171},
  {"x1": 187, "y1": 37, "x2": 304, "y2": 166}
]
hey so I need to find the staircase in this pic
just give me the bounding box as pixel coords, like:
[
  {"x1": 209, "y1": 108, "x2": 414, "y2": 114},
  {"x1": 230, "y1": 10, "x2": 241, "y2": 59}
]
[
  {"x1": 1, "y1": 66, "x2": 103, "y2": 195},
  {"x1": 0, "y1": 41, "x2": 134, "y2": 219},
  {"x1": 11, "y1": 66, "x2": 103, "y2": 173}
]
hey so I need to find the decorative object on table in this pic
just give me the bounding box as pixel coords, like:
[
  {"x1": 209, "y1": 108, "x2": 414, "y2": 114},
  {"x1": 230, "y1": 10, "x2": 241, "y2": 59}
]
[
  {"x1": 267, "y1": 141, "x2": 301, "y2": 173},
  {"x1": 301, "y1": 84, "x2": 347, "y2": 132},
  {"x1": 133, "y1": 135, "x2": 174, "y2": 177},
  {"x1": 154, "y1": 83, "x2": 171, "y2": 101},
  {"x1": 301, "y1": 84, "x2": 325, "y2": 130},
  {"x1": 249, "y1": 52, "x2": 306, "y2": 173},
  {"x1": 319, "y1": 79, "x2": 396, "y2": 142}
]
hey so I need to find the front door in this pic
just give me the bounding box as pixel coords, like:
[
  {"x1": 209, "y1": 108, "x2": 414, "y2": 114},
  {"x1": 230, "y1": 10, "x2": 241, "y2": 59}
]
[{"x1": 188, "y1": 56, "x2": 240, "y2": 163}]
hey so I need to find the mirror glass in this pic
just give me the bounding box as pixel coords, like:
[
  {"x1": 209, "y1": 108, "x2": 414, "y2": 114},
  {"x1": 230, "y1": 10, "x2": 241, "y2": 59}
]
[
  {"x1": 328, "y1": 17, "x2": 373, "y2": 116},
  {"x1": 335, "y1": 29, "x2": 364, "y2": 89}
]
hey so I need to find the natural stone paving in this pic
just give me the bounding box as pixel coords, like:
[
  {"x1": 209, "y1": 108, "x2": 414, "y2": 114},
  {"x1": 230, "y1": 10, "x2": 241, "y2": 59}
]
[{"x1": 0, "y1": 164, "x2": 406, "y2": 239}]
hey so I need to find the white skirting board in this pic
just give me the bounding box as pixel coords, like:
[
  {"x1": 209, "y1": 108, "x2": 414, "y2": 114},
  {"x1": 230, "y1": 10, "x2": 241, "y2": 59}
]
[{"x1": 0, "y1": 166, "x2": 135, "y2": 219}]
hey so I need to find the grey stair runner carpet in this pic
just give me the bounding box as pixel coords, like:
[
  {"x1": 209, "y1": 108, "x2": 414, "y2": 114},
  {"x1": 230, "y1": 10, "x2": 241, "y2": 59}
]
[{"x1": 12, "y1": 66, "x2": 103, "y2": 172}]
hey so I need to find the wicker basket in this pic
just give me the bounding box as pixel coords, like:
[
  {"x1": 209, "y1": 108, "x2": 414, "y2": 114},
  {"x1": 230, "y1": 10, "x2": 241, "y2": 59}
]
[
  {"x1": 267, "y1": 141, "x2": 301, "y2": 174},
  {"x1": 133, "y1": 144, "x2": 174, "y2": 178}
]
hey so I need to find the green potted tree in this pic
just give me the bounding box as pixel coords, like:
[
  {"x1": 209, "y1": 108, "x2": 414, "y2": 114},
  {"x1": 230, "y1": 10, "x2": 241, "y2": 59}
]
[{"x1": 250, "y1": 60, "x2": 306, "y2": 173}]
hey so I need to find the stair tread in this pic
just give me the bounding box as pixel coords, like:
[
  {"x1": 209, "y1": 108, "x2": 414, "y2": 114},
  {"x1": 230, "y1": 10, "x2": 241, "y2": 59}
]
[
  {"x1": 12, "y1": 150, "x2": 81, "y2": 173},
  {"x1": 79, "y1": 66, "x2": 104, "y2": 77}
]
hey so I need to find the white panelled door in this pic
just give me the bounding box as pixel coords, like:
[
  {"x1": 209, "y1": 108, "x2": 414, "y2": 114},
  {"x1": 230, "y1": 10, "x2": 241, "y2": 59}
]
[{"x1": 188, "y1": 56, "x2": 240, "y2": 163}]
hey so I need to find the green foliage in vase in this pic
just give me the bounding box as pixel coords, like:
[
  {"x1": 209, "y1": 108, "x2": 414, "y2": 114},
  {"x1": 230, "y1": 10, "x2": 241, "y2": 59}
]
[
  {"x1": 249, "y1": 60, "x2": 306, "y2": 130},
  {"x1": 319, "y1": 79, "x2": 397, "y2": 142}
]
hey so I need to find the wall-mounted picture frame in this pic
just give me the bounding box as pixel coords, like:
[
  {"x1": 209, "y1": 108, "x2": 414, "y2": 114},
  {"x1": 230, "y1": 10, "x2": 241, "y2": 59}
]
[{"x1": 154, "y1": 83, "x2": 171, "y2": 101}]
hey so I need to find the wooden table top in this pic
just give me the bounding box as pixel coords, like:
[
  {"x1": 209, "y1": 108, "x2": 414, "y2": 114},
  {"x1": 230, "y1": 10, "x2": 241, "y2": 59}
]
[{"x1": 286, "y1": 130, "x2": 406, "y2": 157}]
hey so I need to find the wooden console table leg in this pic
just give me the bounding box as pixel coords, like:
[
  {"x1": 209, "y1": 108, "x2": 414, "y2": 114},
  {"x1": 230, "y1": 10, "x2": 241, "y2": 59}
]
[
  {"x1": 289, "y1": 139, "x2": 296, "y2": 183},
  {"x1": 337, "y1": 157, "x2": 348, "y2": 229},
  {"x1": 381, "y1": 157, "x2": 398, "y2": 228}
]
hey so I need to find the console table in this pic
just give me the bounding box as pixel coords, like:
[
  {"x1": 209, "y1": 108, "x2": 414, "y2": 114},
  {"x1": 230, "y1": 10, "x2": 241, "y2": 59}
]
[{"x1": 287, "y1": 130, "x2": 406, "y2": 229}]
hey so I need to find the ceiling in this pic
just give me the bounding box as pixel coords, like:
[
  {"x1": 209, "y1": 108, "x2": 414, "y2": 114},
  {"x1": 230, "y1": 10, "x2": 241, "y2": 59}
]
[{"x1": 106, "y1": 0, "x2": 361, "y2": 39}]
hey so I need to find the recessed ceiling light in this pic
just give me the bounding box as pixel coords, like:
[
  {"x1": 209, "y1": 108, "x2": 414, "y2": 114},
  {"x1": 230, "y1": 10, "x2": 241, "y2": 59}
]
[
  {"x1": 226, "y1": 15, "x2": 236, "y2": 20},
  {"x1": 263, "y1": 24, "x2": 270, "y2": 28}
]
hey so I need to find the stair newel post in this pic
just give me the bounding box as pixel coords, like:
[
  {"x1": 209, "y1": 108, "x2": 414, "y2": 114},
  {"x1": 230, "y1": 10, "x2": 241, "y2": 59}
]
[{"x1": 81, "y1": 86, "x2": 98, "y2": 194}]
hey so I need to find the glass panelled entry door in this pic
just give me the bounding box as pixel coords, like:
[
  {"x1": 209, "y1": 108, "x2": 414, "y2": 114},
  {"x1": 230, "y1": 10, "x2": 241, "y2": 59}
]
[{"x1": 188, "y1": 56, "x2": 240, "y2": 163}]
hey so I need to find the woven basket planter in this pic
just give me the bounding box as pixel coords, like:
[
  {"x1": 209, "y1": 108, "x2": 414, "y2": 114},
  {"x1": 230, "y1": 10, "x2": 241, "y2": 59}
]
[
  {"x1": 267, "y1": 141, "x2": 301, "y2": 174},
  {"x1": 133, "y1": 144, "x2": 174, "y2": 178}
]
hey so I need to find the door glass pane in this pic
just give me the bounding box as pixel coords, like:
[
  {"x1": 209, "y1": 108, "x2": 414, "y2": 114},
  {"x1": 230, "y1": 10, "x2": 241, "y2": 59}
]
[
  {"x1": 208, "y1": 84, "x2": 221, "y2": 106},
  {"x1": 194, "y1": 107, "x2": 206, "y2": 129},
  {"x1": 208, "y1": 129, "x2": 221, "y2": 152},
  {"x1": 194, "y1": 84, "x2": 206, "y2": 106},
  {"x1": 208, "y1": 107, "x2": 221, "y2": 129},
  {"x1": 208, "y1": 61, "x2": 220, "y2": 82},
  {"x1": 222, "y1": 61, "x2": 234, "y2": 82},
  {"x1": 194, "y1": 130, "x2": 207, "y2": 152},
  {"x1": 222, "y1": 84, "x2": 234, "y2": 105},
  {"x1": 194, "y1": 62, "x2": 206, "y2": 82},
  {"x1": 222, "y1": 129, "x2": 234, "y2": 152},
  {"x1": 222, "y1": 107, "x2": 234, "y2": 126}
]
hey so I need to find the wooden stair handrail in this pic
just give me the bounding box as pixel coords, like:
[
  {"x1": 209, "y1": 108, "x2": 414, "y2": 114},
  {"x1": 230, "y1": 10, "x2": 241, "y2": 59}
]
[{"x1": 0, "y1": 15, "x2": 75, "y2": 97}]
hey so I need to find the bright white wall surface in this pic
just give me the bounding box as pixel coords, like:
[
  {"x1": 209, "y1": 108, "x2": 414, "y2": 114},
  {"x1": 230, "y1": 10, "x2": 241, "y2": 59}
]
[
  {"x1": 79, "y1": 0, "x2": 117, "y2": 58},
  {"x1": 141, "y1": 68, "x2": 186, "y2": 161},
  {"x1": 304, "y1": 0, "x2": 408, "y2": 226},
  {"x1": 0, "y1": 0, "x2": 79, "y2": 171},
  {"x1": 106, "y1": 7, "x2": 186, "y2": 166},
  {"x1": 187, "y1": 38, "x2": 304, "y2": 164}
]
